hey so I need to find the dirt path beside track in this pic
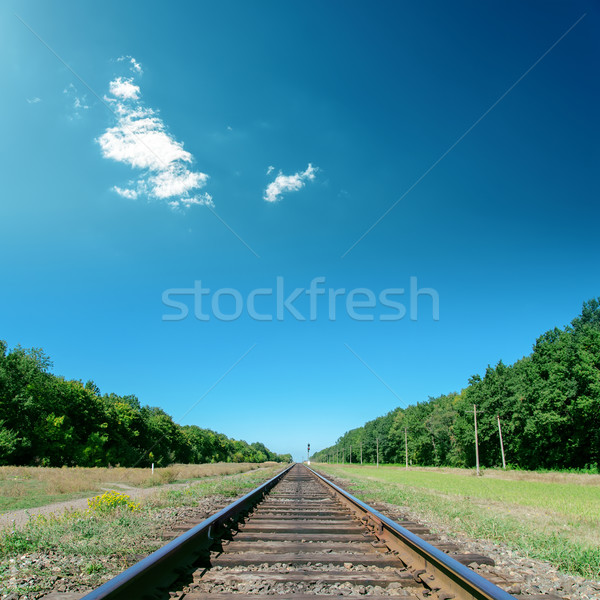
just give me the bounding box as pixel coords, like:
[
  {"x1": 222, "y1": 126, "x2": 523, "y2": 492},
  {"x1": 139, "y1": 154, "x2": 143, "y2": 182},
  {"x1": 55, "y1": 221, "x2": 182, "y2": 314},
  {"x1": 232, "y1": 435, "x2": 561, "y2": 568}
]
[{"x1": 0, "y1": 482, "x2": 189, "y2": 530}]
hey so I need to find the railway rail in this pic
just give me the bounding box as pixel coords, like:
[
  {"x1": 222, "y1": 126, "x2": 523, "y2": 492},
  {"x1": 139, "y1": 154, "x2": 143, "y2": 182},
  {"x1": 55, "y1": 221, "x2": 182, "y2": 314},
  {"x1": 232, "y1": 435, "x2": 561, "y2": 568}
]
[{"x1": 79, "y1": 464, "x2": 553, "y2": 600}]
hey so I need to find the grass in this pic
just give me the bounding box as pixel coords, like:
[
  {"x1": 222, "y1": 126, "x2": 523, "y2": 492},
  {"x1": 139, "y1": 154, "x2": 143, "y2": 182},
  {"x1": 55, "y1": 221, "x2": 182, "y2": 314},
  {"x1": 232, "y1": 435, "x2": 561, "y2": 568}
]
[
  {"x1": 314, "y1": 464, "x2": 600, "y2": 579},
  {"x1": 323, "y1": 465, "x2": 600, "y2": 521},
  {"x1": 0, "y1": 466, "x2": 284, "y2": 558},
  {"x1": 0, "y1": 465, "x2": 284, "y2": 596},
  {"x1": 147, "y1": 464, "x2": 285, "y2": 509},
  {"x1": 345, "y1": 462, "x2": 600, "y2": 486},
  {"x1": 0, "y1": 462, "x2": 276, "y2": 512}
]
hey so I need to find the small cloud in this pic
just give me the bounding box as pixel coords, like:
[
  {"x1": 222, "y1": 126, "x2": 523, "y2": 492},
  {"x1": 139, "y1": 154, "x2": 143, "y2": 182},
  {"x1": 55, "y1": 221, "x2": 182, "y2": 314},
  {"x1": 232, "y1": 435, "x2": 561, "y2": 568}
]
[
  {"x1": 266, "y1": 165, "x2": 275, "y2": 175},
  {"x1": 63, "y1": 84, "x2": 89, "y2": 118},
  {"x1": 174, "y1": 193, "x2": 214, "y2": 208},
  {"x1": 109, "y1": 77, "x2": 140, "y2": 100},
  {"x1": 264, "y1": 164, "x2": 318, "y2": 203},
  {"x1": 112, "y1": 185, "x2": 138, "y2": 200},
  {"x1": 167, "y1": 193, "x2": 213, "y2": 211},
  {"x1": 226, "y1": 125, "x2": 233, "y2": 131},
  {"x1": 73, "y1": 97, "x2": 89, "y2": 110},
  {"x1": 118, "y1": 55, "x2": 143, "y2": 74},
  {"x1": 27, "y1": 97, "x2": 41, "y2": 104},
  {"x1": 149, "y1": 166, "x2": 208, "y2": 199},
  {"x1": 97, "y1": 64, "x2": 211, "y2": 210}
]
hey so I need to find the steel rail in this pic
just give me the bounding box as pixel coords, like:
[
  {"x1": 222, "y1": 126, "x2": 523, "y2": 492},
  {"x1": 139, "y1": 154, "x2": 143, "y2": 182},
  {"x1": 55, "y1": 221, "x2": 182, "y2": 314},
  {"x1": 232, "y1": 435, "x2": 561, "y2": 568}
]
[
  {"x1": 308, "y1": 466, "x2": 516, "y2": 600},
  {"x1": 80, "y1": 464, "x2": 294, "y2": 600}
]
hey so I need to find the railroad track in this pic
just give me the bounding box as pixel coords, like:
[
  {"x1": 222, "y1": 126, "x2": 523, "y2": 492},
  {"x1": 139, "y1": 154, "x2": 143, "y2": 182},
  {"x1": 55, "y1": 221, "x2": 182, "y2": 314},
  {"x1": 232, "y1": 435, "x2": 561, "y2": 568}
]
[{"x1": 80, "y1": 464, "x2": 554, "y2": 600}]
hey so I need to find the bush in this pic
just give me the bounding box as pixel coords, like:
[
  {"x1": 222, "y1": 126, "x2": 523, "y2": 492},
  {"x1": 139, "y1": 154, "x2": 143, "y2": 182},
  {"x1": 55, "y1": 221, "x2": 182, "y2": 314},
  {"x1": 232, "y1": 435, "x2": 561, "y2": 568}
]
[{"x1": 87, "y1": 491, "x2": 139, "y2": 513}]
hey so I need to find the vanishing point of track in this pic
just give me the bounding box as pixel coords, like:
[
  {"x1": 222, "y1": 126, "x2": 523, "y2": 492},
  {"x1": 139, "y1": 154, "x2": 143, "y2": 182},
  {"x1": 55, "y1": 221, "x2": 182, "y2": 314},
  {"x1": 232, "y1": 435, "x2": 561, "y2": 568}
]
[{"x1": 80, "y1": 464, "x2": 531, "y2": 600}]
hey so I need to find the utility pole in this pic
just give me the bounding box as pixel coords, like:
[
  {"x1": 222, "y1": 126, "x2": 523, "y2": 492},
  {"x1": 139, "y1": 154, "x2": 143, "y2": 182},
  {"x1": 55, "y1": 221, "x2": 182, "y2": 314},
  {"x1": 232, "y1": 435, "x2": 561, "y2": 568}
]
[
  {"x1": 497, "y1": 415, "x2": 506, "y2": 469},
  {"x1": 404, "y1": 427, "x2": 409, "y2": 469},
  {"x1": 376, "y1": 437, "x2": 379, "y2": 468},
  {"x1": 343, "y1": 447, "x2": 345, "y2": 464},
  {"x1": 473, "y1": 405, "x2": 480, "y2": 476},
  {"x1": 349, "y1": 445, "x2": 352, "y2": 464},
  {"x1": 360, "y1": 441, "x2": 363, "y2": 465}
]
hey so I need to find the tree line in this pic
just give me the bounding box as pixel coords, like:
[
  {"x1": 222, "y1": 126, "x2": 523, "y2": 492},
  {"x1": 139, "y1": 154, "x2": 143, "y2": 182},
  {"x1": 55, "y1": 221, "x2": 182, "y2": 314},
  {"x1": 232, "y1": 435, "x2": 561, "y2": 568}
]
[
  {"x1": 0, "y1": 342, "x2": 292, "y2": 467},
  {"x1": 311, "y1": 299, "x2": 600, "y2": 471}
]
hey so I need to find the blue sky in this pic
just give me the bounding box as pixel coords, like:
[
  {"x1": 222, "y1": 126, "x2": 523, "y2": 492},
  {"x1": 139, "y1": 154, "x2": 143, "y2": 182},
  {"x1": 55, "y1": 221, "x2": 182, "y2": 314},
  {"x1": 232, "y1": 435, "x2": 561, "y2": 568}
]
[{"x1": 1, "y1": 1, "x2": 598, "y2": 461}]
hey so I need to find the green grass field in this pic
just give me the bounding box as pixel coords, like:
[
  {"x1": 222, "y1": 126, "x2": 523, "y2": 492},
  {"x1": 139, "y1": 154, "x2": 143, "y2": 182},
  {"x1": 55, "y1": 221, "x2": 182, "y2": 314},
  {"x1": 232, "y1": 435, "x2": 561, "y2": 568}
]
[
  {"x1": 0, "y1": 485, "x2": 94, "y2": 512},
  {"x1": 314, "y1": 464, "x2": 600, "y2": 579}
]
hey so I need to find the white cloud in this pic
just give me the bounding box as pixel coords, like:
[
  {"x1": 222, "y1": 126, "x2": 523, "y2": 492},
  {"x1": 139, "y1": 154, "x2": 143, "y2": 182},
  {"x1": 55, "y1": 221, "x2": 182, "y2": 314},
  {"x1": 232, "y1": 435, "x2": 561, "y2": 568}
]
[
  {"x1": 73, "y1": 97, "x2": 90, "y2": 110},
  {"x1": 170, "y1": 193, "x2": 214, "y2": 209},
  {"x1": 109, "y1": 77, "x2": 140, "y2": 100},
  {"x1": 99, "y1": 109, "x2": 190, "y2": 170},
  {"x1": 148, "y1": 166, "x2": 208, "y2": 199},
  {"x1": 64, "y1": 84, "x2": 89, "y2": 118},
  {"x1": 112, "y1": 186, "x2": 138, "y2": 200},
  {"x1": 266, "y1": 165, "x2": 275, "y2": 175},
  {"x1": 98, "y1": 68, "x2": 211, "y2": 210},
  {"x1": 27, "y1": 97, "x2": 41, "y2": 104},
  {"x1": 264, "y1": 163, "x2": 318, "y2": 203},
  {"x1": 118, "y1": 55, "x2": 143, "y2": 74}
]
